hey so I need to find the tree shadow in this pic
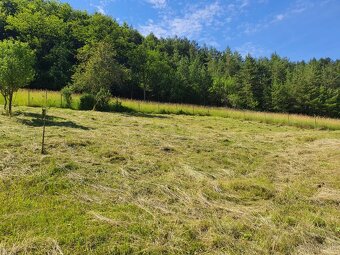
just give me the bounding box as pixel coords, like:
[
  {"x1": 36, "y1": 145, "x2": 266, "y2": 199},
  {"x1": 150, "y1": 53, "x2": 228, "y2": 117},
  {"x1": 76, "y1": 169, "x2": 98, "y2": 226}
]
[
  {"x1": 122, "y1": 112, "x2": 170, "y2": 119},
  {"x1": 14, "y1": 111, "x2": 66, "y2": 120},
  {"x1": 15, "y1": 111, "x2": 92, "y2": 130}
]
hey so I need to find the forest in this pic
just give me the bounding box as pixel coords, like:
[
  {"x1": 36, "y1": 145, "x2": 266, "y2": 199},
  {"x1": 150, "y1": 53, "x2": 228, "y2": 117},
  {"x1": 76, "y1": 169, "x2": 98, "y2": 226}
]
[{"x1": 1, "y1": 0, "x2": 339, "y2": 117}]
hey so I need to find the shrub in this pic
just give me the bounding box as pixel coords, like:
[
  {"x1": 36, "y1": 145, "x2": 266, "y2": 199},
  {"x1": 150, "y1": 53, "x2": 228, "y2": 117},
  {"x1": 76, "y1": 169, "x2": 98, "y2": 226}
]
[
  {"x1": 61, "y1": 86, "x2": 73, "y2": 108},
  {"x1": 176, "y1": 109, "x2": 191, "y2": 115},
  {"x1": 79, "y1": 93, "x2": 96, "y2": 110},
  {"x1": 159, "y1": 109, "x2": 171, "y2": 114},
  {"x1": 110, "y1": 99, "x2": 134, "y2": 113},
  {"x1": 94, "y1": 88, "x2": 111, "y2": 111},
  {"x1": 110, "y1": 99, "x2": 123, "y2": 112}
]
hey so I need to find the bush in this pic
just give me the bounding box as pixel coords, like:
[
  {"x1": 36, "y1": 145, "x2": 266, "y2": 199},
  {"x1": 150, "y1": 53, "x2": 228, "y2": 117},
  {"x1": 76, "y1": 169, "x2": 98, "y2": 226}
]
[
  {"x1": 110, "y1": 99, "x2": 133, "y2": 112},
  {"x1": 159, "y1": 109, "x2": 171, "y2": 114},
  {"x1": 110, "y1": 99, "x2": 123, "y2": 112},
  {"x1": 94, "y1": 88, "x2": 111, "y2": 111},
  {"x1": 79, "y1": 92, "x2": 133, "y2": 112},
  {"x1": 61, "y1": 86, "x2": 73, "y2": 108},
  {"x1": 79, "y1": 93, "x2": 96, "y2": 110},
  {"x1": 79, "y1": 91, "x2": 111, "y2": 111}
]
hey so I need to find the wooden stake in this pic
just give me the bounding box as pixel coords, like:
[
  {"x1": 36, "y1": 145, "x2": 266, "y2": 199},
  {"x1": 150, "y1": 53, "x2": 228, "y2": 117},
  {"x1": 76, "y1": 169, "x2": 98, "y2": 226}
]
[{"x1": 41, "y1": 108, "x2": 47, "y2": 154}]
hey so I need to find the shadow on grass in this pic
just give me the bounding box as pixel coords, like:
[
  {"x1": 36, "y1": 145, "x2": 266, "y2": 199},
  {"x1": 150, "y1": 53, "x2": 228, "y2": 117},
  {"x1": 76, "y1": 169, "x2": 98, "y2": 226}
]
[
  {"x1": 14, "y1": 111, "x2": 66, "y2": 120},
  {"x1": 15, "y1": 111, "x2": 91, "y2": 130},
  {"x1": 106, "y1": 103, "x2": 170, "y2": 119},
  {"x1": 122, "y1": 112, "x2": 170, "y2": 119}
]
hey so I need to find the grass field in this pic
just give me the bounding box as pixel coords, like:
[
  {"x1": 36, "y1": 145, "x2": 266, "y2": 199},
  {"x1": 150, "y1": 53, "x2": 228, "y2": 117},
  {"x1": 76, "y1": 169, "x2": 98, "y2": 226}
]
[
  {"x1": 0, "y1": 106, "x2": 339, "y2": 254},
  {"x1": 1, "y1": 89, "x2": 340, "y2": 130}
]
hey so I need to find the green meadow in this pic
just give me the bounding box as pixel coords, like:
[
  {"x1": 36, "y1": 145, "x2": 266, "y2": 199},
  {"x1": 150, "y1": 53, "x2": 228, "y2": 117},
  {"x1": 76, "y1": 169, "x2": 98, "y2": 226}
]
[
  {"x1": 0, "y1": 105, "x2": 339, "y2": 254},
  {"x1": 1, "y1": 89, "x2": 340, "y2": 130}
]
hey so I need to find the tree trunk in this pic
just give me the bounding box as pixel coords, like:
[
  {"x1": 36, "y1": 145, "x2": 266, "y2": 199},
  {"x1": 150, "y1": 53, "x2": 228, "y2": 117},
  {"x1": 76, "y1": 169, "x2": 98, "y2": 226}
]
[
  {"x1": 92, "y1": 100, "x2": 97, "y2": 111},
  {"x1": 8, "y1": 92, "x2": 13, "y2": 116},
  {"x1": 143, "y1": 88, "x2": 146, "y2": 101},
  {"x1": 3, "y1": 96, "x2": 7, "y2": 111}
]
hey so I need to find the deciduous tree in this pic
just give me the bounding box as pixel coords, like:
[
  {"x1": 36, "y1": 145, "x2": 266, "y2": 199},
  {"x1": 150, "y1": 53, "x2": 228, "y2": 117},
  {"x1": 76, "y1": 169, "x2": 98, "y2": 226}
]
[{"x1": 0, "y1": 39, "x2": 35, "y2": 115}]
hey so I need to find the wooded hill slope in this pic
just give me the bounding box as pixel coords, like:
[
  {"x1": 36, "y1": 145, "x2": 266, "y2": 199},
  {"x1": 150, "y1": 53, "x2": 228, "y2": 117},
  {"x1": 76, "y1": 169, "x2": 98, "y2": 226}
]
[{"x1": 0, "y1": 0, "x2": 339, "y2": 117}]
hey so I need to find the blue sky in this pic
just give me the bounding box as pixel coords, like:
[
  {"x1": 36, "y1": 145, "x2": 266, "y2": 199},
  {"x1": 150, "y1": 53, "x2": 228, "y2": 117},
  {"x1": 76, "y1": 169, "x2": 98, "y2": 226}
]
[{"x1": 61, "y1": 0, "x2": 340, "y2": 61}]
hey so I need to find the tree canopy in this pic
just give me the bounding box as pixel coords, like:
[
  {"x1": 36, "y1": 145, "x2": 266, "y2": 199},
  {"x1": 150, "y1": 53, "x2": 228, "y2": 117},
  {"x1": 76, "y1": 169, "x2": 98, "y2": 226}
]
[{"x1": 71, "y1": 41, "x2": 129, "y2": 110}]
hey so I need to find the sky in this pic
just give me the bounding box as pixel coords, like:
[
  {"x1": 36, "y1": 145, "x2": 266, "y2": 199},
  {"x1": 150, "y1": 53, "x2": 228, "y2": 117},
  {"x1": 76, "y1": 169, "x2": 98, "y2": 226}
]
[{"x1": 60, "y1": 0, "x2": 340, "y2": 61}]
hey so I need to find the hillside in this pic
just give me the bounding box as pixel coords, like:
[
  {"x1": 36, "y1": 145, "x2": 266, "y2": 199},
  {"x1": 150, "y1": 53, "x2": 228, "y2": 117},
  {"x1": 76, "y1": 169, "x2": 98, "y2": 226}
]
[{"x1": 0, "y1": 107, "x2": 340, "y2": 254}]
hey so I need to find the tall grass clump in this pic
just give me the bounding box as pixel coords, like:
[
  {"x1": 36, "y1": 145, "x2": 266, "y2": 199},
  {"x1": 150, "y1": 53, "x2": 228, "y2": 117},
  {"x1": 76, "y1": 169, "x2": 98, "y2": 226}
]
[{"x1": 61, "y1": 87, "x2": 73, "y2": 108}]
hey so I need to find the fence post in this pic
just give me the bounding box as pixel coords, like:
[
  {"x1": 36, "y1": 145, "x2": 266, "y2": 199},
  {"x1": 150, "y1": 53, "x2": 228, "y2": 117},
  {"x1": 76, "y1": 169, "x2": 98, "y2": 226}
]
[
  {"x1": 45, "y1": 90, "x2": 48, "y2": 107},
  {"x1": 288, "y1": 113, "x2": 290, "y2": 124},
  {"x1": 60, "y1": 93, "x2": 63, "y2": 108},
  {"x1": 28, "y1": 90, "x2": 30, "y2": 106},
  {"x1": 314, "y1": 115, "x2": 317, "y2": 129}
]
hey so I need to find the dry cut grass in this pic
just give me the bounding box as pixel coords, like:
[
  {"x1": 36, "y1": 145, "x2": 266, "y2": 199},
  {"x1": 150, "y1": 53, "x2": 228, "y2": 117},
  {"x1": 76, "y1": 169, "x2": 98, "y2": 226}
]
[{"x1": 0, "y1": 106, "x2": 339, "y2": 254}]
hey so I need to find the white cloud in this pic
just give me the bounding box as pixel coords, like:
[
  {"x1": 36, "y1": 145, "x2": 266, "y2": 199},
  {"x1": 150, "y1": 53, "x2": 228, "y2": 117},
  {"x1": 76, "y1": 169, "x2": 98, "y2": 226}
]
[
  {"x1": 236, "y1": 42, "x2": 270, "y2": 57},
  {"x1": 240, "y1": 0, "x2": 319, "y2": 35},
  {"x1": 238, "y1": 0, "x2": 250, "y2": 9},
  {"x1": 145, "y1": 0, "x2": 167, "y2": 9},
  {"x1": 91, "y1": 0, "x2": 115, "y2": 15},
  {"x1": 140, "y1": 2, "x2": 221, "y2": 38},
  {"x1": 275, "y1": 14, "x2": 285, "y2": 21},
  {"x1": 95, "y1": 5, "x2": 106, "y2": 14},
  {"x1": 139, "y1": 20, "x2": 168, "y2": 36},
  {"x1": 272, "y1": 0, "x2": 313, "y2": 22}
]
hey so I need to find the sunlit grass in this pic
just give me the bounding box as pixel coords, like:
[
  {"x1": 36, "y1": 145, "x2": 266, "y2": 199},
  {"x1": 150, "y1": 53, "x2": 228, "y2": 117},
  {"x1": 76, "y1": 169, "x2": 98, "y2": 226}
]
[
  {"x1": 0, "y1": 106, "x2": 339, "y2": 254},
  {"x1": 1, "y1": 89, "x2": 339, "y2": 130}
]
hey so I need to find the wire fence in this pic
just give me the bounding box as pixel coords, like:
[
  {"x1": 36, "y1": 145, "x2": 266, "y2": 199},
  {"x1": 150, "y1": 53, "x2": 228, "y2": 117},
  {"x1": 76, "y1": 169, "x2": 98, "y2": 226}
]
[{"x1": 1, "y1": 89, "x2": 340, "y2": 130}]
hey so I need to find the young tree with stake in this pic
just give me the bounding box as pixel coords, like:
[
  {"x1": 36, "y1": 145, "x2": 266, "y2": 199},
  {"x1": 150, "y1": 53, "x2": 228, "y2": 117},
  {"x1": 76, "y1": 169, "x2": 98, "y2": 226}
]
[
  {"x1": 0, "y1": 39, "x2": 35, "y2": 115},
  {"x1": 72, "y1": 41, "x2": 129, "y2": 110}
]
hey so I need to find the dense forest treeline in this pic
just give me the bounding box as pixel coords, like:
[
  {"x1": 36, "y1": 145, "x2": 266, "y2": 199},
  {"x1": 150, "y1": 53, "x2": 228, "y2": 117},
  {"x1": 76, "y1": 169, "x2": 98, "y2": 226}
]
[{"x1": 1, "y1": 0, "x2": 339, "y2": 117}]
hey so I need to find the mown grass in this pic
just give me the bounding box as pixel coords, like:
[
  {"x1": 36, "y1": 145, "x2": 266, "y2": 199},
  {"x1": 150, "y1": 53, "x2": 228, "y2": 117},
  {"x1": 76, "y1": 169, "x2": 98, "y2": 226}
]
[
  {"x1": 0, "y1": 106, "x2": 339, "y2": 254},
  {"x1": 1, "y1": 89, "x2": 340, "y2": 130}
]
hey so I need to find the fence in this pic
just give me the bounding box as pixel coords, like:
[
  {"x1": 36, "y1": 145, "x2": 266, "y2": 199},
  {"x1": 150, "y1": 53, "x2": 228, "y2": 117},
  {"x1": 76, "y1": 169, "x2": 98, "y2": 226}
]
[{"x1": 1, "y1": 89, "x2": 340, "y2": 130}]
